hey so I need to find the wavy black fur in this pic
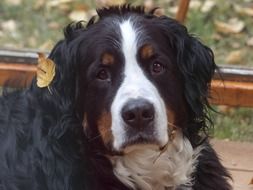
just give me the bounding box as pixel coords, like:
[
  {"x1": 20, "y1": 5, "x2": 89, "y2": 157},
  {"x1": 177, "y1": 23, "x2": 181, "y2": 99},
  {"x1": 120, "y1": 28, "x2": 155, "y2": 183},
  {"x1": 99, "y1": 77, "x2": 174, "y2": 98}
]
[{"x1": 0, "y1": 4, "x2": 231, "y2": 190}]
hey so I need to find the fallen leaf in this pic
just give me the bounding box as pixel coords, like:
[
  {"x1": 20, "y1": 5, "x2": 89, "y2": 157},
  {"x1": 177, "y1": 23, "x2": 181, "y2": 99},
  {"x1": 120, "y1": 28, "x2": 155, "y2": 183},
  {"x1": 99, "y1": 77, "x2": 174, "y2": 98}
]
[
  {"x1": 168, "y1": 6, "x2": 178, "y2": 14},
  {"x1": 246, "y1": 37, "x2": 253, "y2": 47},
  {"x1": 73, "y1": 3, "x2": 89, "y2": 11},
  {"x1": 96, "y1": 0, "x2": 126, "y2": 8},
  {"x1": 250, "y1": 178, "x2": 253, "y2": 185},
  {"x1": 215, "y1": 18, "x2": 245, "y2": 34},
  {"x1": 4, "y1": 0, "x2": 22, "y2": 6},
  {"x1": 39, "y1": 40, "x2": 54, "y2": 51},
  {"x1": 201, "y1": 0, "x2": 216, "y2": 13},
  {"x1": 153, "y1": 8, "x2": 165, "y2": 17},
  {"x1": 144, "y1": 0, "x2": 154, "y2": 11},
  {"x1": 226, "y1": 50, "x2": 244, "y2": 65},
  {"x1": 234, "y1": 4, "x2": 253, "y2": 17},
  {"x1": 68, "y1": 10, "x2": 88, "y2": 21},
  {"x1": 231, "y1": 160, "x2": 237, "y2": 167},
  {"x1": 231, "y1": 42, "x2": 241, "y2": 49},
  {"x1": 46, "y1": 0, "x2": 73, "y2": 8},
  {"x1": 189, "y1": 0, "x2": 202, "y2": 10},
  {"x1": 37, "y1": 53, "x2": 56, "y2": 88},
  {"x1": 144, "y1": 0, "x2": 164, "y2": 16},
  {"x1": 48, "y1": 22, "x2": 61, "y2": 30},
  {"x1": 58, "y1": 4, "x2": 71, "y2": 12},
  {"x1": 1, "y1": 20, "x2": 17, "y2": 32},
  {"x1": 33, "y1": 0, "x2": 46, "y2": 10},
  {"x1": 212, "y1": 33, "x2": 222, "y2": 41}
]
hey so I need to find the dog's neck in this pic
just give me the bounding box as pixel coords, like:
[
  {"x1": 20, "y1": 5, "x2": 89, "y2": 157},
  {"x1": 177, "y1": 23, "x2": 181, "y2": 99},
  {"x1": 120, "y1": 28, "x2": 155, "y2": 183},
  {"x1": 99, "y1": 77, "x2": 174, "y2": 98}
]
[{"x1": 109, "y1": 134, "x2": 203, "y2": 190}]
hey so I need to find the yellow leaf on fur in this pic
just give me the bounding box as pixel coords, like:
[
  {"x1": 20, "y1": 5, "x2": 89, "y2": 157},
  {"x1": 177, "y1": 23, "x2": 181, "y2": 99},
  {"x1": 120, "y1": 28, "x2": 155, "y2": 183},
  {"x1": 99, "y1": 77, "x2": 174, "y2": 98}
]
[
  {"x1": 36, "y1": 53, "x2": 55, "y2": 88},
  {"x1": 96, "y1": 0, "x2": 125, "y2": 8}
]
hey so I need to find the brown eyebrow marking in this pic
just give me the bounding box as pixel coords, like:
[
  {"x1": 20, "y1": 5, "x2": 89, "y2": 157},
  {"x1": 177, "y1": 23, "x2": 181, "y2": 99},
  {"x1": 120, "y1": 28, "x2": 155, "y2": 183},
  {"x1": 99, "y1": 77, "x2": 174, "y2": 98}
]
[
  {"x1": 101, "y1": 53, "x2": 115, "y2": 65},
  {"x1": 140, "y1": 44, "x2": 155, "y2": 60}
]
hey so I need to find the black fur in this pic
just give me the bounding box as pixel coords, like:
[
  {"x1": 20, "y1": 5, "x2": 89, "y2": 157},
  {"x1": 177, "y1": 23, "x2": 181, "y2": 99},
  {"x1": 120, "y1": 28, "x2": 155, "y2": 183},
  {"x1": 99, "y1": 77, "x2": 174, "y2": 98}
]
[
  {"x1": 0, "y1": 5, "x2": 231, "y2": 190},
  {"x1": 192, "y1": 143, "x2": 232, "y2": 190}
]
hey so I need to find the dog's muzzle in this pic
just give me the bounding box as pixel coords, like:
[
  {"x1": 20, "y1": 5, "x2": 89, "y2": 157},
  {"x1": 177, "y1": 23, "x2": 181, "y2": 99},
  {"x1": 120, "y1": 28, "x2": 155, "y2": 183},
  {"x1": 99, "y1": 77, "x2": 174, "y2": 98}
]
[{"x1": 119, "y1": 98, "x2": 160, "y2": 149}]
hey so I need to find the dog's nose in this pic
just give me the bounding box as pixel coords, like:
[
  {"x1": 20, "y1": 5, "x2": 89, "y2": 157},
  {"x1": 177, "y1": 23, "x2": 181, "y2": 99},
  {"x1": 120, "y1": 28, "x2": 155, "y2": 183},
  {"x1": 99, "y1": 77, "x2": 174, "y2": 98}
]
[{"x1": 121, "y1": 99, "x2": 154, "y2": 129}]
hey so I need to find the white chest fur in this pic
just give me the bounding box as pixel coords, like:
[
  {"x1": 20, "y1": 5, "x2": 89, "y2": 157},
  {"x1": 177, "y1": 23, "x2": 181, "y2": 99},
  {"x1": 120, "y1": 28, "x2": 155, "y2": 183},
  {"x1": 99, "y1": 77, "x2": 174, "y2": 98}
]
[{"x1": 109, "y1": 135, "x2": 203, "y2": 190}]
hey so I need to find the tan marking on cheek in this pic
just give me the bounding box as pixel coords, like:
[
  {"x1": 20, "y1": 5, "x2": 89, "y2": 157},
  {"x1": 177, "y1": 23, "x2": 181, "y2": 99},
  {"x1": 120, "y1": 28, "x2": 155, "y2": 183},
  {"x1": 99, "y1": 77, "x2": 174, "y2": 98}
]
[
  {"x1": 97, "y1": 112, "x2": 113, "y2": 145},
  {"x1": 140, "y1": 44, "x2": 154, "y2": 60},
  {"x1": 101, "y1": 53, "x2": 114, "y2": 65}
]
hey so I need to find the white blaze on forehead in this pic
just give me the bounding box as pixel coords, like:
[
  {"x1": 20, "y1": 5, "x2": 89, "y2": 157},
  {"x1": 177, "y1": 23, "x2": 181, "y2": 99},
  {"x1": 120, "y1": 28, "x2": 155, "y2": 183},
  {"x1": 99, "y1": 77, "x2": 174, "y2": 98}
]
[{"x1": 110, "y1": 19, "x2": 168, "y2": 150}]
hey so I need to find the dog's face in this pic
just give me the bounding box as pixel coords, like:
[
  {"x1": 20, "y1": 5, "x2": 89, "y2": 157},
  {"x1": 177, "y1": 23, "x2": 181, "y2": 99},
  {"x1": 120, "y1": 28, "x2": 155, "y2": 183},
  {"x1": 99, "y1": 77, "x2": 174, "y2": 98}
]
[
  {"x1": 82, "y1": 17, "x2": 186, "y2": 153},
  {"x1": 49, "y1": 6, "x2": 215, "y2": 154}
]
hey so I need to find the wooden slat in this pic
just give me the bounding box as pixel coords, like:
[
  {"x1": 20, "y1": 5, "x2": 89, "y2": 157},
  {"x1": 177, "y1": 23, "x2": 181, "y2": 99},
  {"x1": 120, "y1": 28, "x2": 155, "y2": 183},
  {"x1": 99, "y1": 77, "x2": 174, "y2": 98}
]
[
  {"x1": 0, "y1": 49, "x2": 38, "y2": 64},
  {"x1": 210, "y1": 80, "x2": 253, "y2": 107},
  {"x1": 176, "y1": 0, "x2": 191, "y2": 23},
  {"x1": 0, "y1": 62, "x2": 36, "y2": 87},
  {"x1": 214, "y1": 66, "x2": 253, "y2": 82},
  {"x1": 0, "y1": 50, "x2": 39, "y2": 87}
]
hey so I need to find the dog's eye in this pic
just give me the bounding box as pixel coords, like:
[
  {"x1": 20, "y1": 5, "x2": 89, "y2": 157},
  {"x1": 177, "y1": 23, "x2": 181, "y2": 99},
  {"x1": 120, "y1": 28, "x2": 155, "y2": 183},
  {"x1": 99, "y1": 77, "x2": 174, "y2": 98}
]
[
  {"x1": 151, "y1": 62, "x2": 164, "y2": 75},
  {"x1": 96, "y1": 69, "x2": 110, "y2": 80}
]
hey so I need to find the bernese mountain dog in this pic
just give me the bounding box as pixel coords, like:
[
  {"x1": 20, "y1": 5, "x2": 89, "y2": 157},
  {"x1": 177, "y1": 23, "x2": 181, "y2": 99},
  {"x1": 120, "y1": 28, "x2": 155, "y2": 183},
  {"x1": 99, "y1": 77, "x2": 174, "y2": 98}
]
[{"x1": 0, "y1": 5, "x2": 231, "y2": 190}]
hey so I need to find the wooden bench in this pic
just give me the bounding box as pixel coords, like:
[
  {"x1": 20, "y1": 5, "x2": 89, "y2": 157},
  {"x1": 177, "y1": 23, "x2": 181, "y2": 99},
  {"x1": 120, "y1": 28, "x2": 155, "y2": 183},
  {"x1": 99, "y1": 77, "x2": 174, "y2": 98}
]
[{"x1": 0, "y1": 50, "x2": 37, "y2": 87}]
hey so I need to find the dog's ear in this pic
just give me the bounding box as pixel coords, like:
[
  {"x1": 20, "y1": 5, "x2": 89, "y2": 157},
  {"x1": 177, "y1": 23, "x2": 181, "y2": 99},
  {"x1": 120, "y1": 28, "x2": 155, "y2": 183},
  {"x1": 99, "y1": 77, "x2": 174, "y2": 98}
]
[
  {"x1": 47, "y1": 40, "x2": 74, "y2": 97},
  {"x1": 176, "y1": 35, "x2": 216, "y2": 118},
  {"x1": 158, "y1": 16, "x2": 216, "y2": 139},
  {"x1": 160, "y1": 17, "x2": 216, "y2": 115},
  {"x1": 40, "y1": 22, "x2": 86, "y2": 102}
]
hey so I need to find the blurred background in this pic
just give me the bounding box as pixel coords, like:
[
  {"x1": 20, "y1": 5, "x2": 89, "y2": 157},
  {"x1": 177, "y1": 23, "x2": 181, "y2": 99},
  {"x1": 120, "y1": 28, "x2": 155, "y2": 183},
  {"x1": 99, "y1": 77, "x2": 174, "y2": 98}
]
[{"x1": 0, "y1": 0, "x2": 253, "y2": 142}]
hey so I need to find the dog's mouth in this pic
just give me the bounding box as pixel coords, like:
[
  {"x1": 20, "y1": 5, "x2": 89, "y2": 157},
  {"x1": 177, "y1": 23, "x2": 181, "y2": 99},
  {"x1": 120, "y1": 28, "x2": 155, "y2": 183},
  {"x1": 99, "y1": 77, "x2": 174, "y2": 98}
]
[{"x1": 120, "y1": 132, "x2": 161, "y2": 152}]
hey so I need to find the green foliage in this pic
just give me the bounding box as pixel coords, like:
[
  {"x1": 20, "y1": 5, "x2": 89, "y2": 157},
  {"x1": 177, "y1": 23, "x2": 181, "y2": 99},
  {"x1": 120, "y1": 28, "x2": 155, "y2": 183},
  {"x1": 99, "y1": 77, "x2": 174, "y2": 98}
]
[
  {"x1": 212, "y1": 107, "x2": 253, "y2": 142},
  {"x1": 186, "y1": 9, "x2": 215, "y2": 46}
]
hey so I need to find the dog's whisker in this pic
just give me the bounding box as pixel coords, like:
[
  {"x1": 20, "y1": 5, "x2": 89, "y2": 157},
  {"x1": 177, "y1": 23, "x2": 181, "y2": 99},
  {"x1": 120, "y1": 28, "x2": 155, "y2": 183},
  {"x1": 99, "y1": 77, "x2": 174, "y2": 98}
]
[
  {"x1": 153, "y1": 140, "x2": 169, "y2": 164},
  {"x1": 153, "y1": 122, "x2": 180, "y2": 163},
  {"x1": 88, "y1": 127, "x2": 112, "y2": 142},
  {"x1": 167, "y1": 121, "x2": 179, "y2": 129}
]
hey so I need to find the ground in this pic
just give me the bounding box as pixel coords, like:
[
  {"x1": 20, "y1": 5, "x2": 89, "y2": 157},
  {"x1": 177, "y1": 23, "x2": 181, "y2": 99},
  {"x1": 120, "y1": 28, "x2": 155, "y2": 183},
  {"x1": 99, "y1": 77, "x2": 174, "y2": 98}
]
[{"x1": 213, "y1": 139, "x2": 253, "y2": 189}]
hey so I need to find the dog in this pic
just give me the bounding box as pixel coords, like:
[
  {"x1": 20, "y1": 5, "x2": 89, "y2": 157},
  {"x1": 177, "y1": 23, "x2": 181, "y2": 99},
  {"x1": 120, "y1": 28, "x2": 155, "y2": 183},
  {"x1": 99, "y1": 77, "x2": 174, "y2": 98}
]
[{"x1": 0, "y1": 5, "x2": 231, "y2": 190}]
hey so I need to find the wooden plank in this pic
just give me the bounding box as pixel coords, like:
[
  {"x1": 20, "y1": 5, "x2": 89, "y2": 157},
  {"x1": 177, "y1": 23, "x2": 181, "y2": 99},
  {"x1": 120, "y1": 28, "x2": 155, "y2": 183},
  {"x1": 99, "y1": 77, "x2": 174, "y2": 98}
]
[
  {"x1": 0, "y1": 62, "x2": 36, "y2": 87},
  {"x1": 214, "y1": 66, "x2": 253, "y2": 82},
  {"x1": 0, "y1": 49, "x2": 38, "y2": 64},
  {"x1": 212, "y1": 140, "x2": 253, "y2": 190},
  {"x1": 176, "y1": 0, "x2": 191, "y2": 23},
  {"x1": 210, "y1": 80, "x2": 253, "y2": 107},
  {"x1": 0, "y1": 50, "x2": 39, "y2": 87}
]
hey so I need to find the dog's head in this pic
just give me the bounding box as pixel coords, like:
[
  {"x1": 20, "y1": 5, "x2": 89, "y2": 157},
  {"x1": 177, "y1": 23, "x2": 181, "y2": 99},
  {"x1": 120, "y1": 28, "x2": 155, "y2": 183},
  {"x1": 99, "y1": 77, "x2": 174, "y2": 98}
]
[{"x1": 45, "y1": 5, "x2": 216, "y2": 154}]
